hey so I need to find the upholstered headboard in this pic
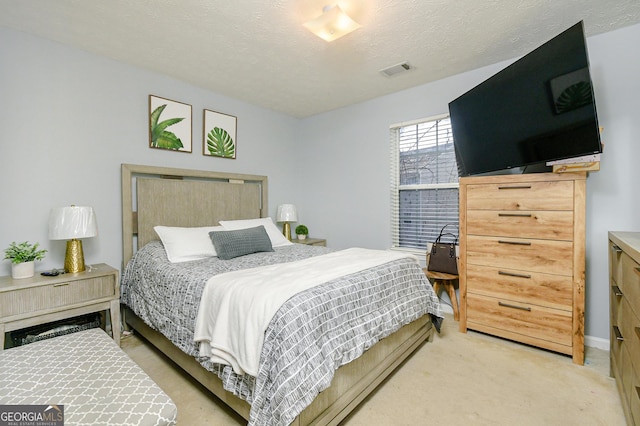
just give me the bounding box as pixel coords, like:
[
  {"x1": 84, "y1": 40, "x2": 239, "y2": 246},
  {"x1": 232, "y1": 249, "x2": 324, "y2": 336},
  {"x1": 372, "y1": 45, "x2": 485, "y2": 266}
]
[{"x1": 121, "y1": 164, "x2": 268, "y2": 268}]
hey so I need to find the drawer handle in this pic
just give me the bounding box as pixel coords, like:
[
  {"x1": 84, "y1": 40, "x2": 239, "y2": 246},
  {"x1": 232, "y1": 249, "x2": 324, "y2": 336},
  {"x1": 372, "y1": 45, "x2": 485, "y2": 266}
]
[
  {"x1": 53, "y1": 283, "x2": 70, "y2": 288},
  {"x1": 612, "y1": 285, "x2": 623, "y2": 297},
  {"x1": 613, "y1": 326, "x2": 624, "y2": 342},
  {"x1": 498, "y1": 185, "x2": 532, "y2": 190},
  {"x1": 498, "y1": 301, "x2": 531, "y2": 312},
  {"x1": 635, "y1": 267, "x2": 640, "y2": 276},
  {"x1": 498, "y1": 213, "x2": 533, "y2": 217},
  {"x1": 611, "y1": 245, "x2": 622, "y2": 253},
  {"x1": 498, "y1": 240, "x2": 532, "y2": 246},
  {"x1": 635, "y1": 327, "x2": 640, "y2": 340},
  {"x1": 498, "y1": 271, "x2": 531, "y2": 279}
]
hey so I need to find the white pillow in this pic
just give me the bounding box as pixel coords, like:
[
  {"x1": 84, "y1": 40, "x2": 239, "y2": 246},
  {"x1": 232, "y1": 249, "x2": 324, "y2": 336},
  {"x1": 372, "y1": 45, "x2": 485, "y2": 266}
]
[
  {"x1": 154, "y1": 225, "x2": 223, "y2": 263},
  {"x1": 219, "y1": 217, "x2": 293, "y2": 247}
]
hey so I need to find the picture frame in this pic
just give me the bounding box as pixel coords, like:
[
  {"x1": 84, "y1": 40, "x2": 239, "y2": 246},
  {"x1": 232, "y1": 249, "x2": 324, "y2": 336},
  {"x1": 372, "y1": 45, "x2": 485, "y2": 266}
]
[
  {"x1": 203, "y1": 109, "x2": 237, "y2": 159},
  {"x1": 149, "y1": 95, "x2": 192, "y2": 153}
]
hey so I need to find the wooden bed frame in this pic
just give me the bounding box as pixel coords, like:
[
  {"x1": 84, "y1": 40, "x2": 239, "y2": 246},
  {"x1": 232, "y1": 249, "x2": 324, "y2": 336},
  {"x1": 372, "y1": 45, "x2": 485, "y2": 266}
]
[{"x1": 121, "y1": 163, "x2": 435, "y2": 425}]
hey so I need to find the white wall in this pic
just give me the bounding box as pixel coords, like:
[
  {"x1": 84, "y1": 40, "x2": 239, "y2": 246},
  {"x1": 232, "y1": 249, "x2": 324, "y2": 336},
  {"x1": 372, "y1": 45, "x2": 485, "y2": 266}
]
[
  {"x1": 0, "y1": 27, "x2": 299, "y2": 273},
  {"x1": 2, "y1": 22, "x2": 639, "y2": 340},
  {"x1": 295, "y1": 23, "x2": 640, "y2": 340}
]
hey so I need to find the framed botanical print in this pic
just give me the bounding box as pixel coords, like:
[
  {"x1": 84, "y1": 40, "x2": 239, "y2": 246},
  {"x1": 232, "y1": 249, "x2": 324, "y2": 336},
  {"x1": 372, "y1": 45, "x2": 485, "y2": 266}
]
[
  {"x1": 149, "y1": 95, "x2": 192, "y2": 152},
  {"x1": 203, "y1": 109, "x2": 237, "y2": 159}
]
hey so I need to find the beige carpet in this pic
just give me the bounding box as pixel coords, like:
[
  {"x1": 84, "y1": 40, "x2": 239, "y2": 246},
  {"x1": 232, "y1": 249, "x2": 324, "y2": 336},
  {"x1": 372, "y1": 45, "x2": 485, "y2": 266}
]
[{"x1": 120, "y1": 315, "x2": 625, "y2": 425}]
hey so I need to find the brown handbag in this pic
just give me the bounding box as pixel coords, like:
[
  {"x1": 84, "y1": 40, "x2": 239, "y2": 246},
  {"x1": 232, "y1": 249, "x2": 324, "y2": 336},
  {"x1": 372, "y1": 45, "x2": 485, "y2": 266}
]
[{"x1": 427, "y1": 224, "x2": 458, "y2": 275}]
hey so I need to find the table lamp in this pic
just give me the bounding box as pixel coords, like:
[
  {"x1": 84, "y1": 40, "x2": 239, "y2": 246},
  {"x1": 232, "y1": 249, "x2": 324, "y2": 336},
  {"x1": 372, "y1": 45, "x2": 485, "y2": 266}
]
[
  {"x1": 48, "y1": 205, "x2": 98, "y2": 273},
  {"x1": 276, "y1": 204, "x2": 297, "y2": 241}
]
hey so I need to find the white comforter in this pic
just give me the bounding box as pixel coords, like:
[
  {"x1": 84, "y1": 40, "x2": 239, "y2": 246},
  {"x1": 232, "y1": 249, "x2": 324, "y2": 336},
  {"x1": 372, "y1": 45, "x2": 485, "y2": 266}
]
[{"x1": 194, "y1": 247, "x2": 418, "y2": 376}]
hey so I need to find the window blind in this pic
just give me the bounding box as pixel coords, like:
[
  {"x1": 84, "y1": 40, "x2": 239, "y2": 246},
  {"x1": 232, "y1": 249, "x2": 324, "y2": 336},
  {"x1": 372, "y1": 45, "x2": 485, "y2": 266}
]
[{"x1": 390, "y1": 115, "x2": 459, "y2": 250}]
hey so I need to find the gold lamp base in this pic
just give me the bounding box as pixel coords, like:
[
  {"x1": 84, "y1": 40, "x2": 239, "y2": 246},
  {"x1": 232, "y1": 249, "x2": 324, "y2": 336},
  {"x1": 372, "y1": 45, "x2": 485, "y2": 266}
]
[
  {"x1": 282, "y1": 222, "x2": 292, "y2": 241},
  {"x1": 64, "y1": 239, "x2": 86, "y2": 273}
]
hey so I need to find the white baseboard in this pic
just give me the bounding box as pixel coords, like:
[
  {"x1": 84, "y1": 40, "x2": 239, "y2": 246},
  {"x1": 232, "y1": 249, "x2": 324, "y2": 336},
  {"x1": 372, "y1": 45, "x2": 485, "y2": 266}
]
[{"x1": 585, "y1": 335, "x2": 609, "y2": 351}]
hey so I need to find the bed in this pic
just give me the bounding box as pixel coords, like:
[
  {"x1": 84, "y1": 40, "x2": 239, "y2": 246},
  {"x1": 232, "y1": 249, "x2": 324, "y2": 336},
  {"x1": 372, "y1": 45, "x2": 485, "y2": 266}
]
[{"x1": 120, "y1": 163, "x2": 442, "y2": 426}]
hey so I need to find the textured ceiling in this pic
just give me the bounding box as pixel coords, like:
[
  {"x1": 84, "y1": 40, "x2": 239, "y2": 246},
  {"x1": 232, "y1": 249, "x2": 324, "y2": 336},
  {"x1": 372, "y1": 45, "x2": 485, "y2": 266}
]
[{"x1": 1, "y1": 0, "x2": 639, "y2": 118}]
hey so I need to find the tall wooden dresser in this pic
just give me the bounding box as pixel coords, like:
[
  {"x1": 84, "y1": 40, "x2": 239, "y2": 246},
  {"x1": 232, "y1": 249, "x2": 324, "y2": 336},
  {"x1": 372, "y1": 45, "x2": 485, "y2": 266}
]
[
  {"x1": 609, "y1": 231, "x2": 640, "y2": 425},
  {"x1": 459, "y1": 172, "x2": 586, "y2": 365}
]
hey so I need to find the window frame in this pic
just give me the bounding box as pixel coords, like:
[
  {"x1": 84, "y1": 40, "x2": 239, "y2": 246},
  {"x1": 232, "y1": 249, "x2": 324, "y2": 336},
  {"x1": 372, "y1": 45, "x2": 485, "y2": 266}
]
[{"x1": 390, "y1": 113, "x2": 460, "y2": 254}]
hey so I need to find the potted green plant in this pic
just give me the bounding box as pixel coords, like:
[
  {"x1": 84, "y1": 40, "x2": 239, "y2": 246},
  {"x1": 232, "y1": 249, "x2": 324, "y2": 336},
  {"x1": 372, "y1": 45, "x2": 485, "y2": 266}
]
[
  {"x1": 295, "y1": 224, "x2": 309, "y2": 240},
  {"x1": 3, "y1": 241, "x2": 47, "y2": 279}
]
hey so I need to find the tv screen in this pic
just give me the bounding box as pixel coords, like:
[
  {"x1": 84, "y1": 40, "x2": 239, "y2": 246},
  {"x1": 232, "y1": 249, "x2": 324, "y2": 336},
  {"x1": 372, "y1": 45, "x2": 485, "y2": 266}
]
[{"x1": 449, "y1": 21, "x2": 602, "y2": 177}]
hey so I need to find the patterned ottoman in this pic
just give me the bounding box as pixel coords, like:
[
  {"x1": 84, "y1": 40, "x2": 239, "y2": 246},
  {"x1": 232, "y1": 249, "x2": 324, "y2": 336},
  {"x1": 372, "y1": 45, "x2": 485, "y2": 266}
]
[{"x1": 0, "y1": 328, "x2": 177, "y2": 425}]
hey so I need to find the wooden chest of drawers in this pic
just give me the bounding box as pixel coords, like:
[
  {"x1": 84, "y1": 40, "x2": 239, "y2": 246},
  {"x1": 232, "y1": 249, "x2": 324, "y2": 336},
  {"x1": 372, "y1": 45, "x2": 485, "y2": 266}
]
[
  {"x1": 609, "y1": 232, "x2": 640, "y2": 425},
  {"x1": 459, "y1": 172, "x2": 586, "y2": 364}
]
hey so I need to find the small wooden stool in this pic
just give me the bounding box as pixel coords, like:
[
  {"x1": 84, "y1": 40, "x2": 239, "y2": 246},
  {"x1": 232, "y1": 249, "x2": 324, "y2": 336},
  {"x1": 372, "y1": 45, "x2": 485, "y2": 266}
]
[{"x1": 422, "y1": 266, "x2": 459, "y2": 321}]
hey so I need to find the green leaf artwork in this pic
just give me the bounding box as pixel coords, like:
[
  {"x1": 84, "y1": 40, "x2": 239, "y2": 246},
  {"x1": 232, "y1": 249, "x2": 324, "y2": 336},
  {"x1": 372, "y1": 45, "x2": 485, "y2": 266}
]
[
  {"x1": 150, "y1": 104, "x2": 185, "y2": 150},
  {"x1": 207, "y1": 126, "x2": 235, "y2": 158}
]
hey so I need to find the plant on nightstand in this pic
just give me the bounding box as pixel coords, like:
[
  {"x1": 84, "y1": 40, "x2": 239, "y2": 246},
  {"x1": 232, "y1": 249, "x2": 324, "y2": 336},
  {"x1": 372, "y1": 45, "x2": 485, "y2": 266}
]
[
  {"x1": 3, "y1": 241, "x2": 47, "y2": 279},
  {"x1": 295, "y1": 224, "x2": 309, "y2": 240}
]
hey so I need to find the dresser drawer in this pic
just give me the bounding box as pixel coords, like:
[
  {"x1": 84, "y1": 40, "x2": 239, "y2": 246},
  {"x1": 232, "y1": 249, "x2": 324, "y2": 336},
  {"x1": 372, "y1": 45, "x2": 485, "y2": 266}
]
[
  {"x1": 465, "y1": 180, "x2": 574, "y2": 211},
  {"x1": 631, "y1": 363, "x2": 640, "y2": 426},
  {"x1": 610, "y1": 242, "x2": 623, "y2": 286},
  {"x1": 612, "y1": 323, "x2": 625, "y2": 382},
  {"x1": 467, "y1": 264, "x2": 572, "y2": 311},
  {"x1": 619, "y1": 345, "x2": 634, "y2": 409},
  {"x1": 0, "y1": 276, "x2": 116, "y2": 318},
  {"x1": 622, "y1": 253, "x2": 640, "y2": 317},
  {"x1": 621, "y1": 298, "x2": 640, "y2": 369},
  {"x1": 611, "y1": 283, "x2": 623, "y2": 334},
  {"x1": 467, "y1": 293, "x2": 572, "y2": 347},
  {"x1": 466, "y1": 210, "x2": 573, "y2": 241},
  {"x1": 466, "y1": 235, "x2": 573, "y2": 276}
]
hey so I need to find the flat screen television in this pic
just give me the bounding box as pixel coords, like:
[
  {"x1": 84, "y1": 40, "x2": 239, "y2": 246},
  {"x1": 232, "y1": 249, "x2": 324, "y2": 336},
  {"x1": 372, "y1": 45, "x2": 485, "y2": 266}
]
[{"x1": 448, "y1": 21, "x2": 602, "y2": 177}]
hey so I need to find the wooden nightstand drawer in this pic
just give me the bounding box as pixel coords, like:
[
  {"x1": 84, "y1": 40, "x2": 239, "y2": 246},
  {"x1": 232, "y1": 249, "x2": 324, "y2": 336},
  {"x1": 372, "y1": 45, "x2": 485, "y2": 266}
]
[
  {"x1": 0, "y1": 264, "x2": 120, "y2": 349},
  {"x1": 467, "y1": 264, "x2": 572, "y2": 311},
  {"x1": 466, "y1": 235, "x2": 573, "y2": 276},
  {"x1": 465, "y1": 180, "x2": 574, "y2": 211},
  {"x1": 466, "y1": 210, "x2": 573, "y2": 241},
  {"x1": 467, "y1": 293, "x2": 572, "y2": 347},
  {"x1": 293, "y1": 238, "x2": 326, "y2": 247},
  {"x1": 0, "y1": 276, "x2": 115, "y2": 318}
]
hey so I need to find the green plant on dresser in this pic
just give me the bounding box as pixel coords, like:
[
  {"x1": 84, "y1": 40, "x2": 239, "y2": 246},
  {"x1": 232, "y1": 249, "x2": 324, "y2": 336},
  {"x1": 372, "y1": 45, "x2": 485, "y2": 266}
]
[{"x1": 3, "y1": 241, "x2": 47, "y2": 264}]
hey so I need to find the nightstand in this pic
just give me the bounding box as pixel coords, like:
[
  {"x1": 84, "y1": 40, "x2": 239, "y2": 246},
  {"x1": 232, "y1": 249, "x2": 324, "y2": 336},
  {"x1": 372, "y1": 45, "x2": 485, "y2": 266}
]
[
  {"x1": 293, "y1": 237, "x2": 327, "y2": 247},
  {"x1": 0, "y1": 263, "x2": 120, "y2": 349}
]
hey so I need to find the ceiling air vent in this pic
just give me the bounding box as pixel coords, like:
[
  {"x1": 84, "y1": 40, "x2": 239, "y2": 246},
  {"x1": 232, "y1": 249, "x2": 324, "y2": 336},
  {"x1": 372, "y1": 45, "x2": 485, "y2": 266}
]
[{"x1": 380, "y1": 62, "x2": 413, "y2": 77}]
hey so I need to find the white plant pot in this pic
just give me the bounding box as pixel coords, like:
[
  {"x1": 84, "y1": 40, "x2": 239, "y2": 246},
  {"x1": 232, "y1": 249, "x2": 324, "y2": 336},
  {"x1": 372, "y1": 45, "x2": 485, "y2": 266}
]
[
  {"x1": 11, "y1": 261, "x2": 35, "y2": 279},
  {"x1": 297, "y1": 234, "x2": 307, "y2": 240}
]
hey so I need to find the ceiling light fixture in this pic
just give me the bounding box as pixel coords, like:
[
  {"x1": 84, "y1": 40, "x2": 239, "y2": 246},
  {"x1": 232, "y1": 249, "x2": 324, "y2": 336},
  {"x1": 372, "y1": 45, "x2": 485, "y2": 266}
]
[{"x1": 303, "y1": 5, "x2": 362, "y2": 42}]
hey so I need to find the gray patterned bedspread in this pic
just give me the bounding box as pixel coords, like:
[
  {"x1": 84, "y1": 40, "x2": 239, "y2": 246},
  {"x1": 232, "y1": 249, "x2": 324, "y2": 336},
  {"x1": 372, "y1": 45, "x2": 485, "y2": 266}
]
[{"x1": 121, "y1": 241, "x2": 442, "y2": 426}]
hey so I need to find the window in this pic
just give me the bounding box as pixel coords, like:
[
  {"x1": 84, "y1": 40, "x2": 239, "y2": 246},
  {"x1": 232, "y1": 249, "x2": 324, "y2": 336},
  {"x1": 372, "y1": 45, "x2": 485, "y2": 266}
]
[{"x1": 390, "y1": 114, "x2": 459, "y2": 250}]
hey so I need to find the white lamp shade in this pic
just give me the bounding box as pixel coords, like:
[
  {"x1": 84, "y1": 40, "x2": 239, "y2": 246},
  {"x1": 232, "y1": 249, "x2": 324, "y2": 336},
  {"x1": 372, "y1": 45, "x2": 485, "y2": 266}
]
[
  {"x1": 276, "y1": 204, "x2": 298, "y2": 222},
  {"x1": 49, "y1": 206, "x2": 98, "y2": 240}
]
